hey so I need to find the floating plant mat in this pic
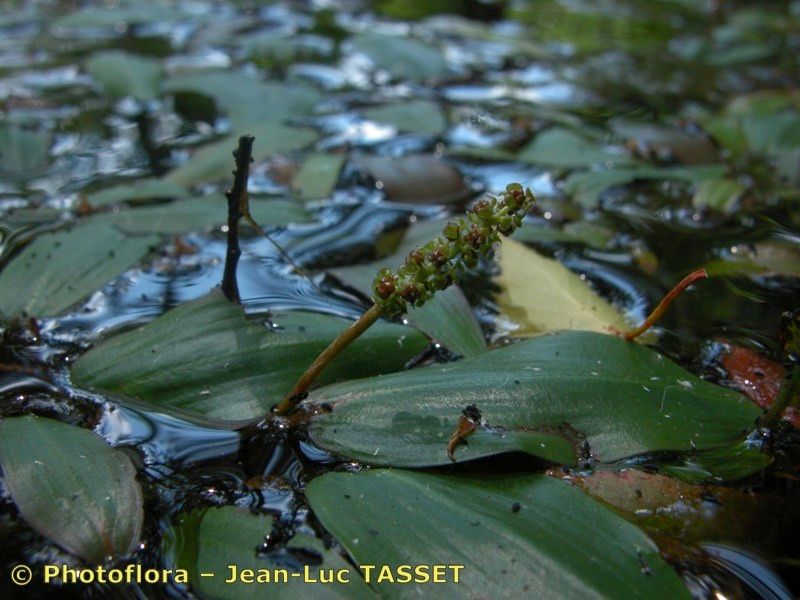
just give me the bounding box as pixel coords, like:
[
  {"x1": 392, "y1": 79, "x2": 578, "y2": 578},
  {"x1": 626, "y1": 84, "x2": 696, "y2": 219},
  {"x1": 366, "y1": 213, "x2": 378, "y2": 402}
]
[
  {"x1": 70, "y1": 291, "x2": 428, "y2": 421},
  {"x1": 307, "y1": 331, "x2": 760, "y2": 470},
  {"x1": 0, "y1": 416, "x2": 143, "y2": 564},
  {"x1": 306, "y1": 470, "x2": 689, "y2": 599}
]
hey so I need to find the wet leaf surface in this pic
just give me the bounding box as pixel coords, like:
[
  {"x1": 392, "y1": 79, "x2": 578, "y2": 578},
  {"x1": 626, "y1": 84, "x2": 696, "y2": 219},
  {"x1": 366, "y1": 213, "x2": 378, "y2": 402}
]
[
  {"x1": 166, "y1": 506, "x2": 373, "y2": 599},
  {"x1": 0, "y1": 222, "x2": 157, "y2": 319},
  {"x1": 0, "y1": 415, "x2": 143, "y2": 563},
  {"x1": 71, "y1": 290, "x2": 428, "y2": 421},
  {"x1": 363, "y1": 100, "x2": 447, "y2": 135},
  {"x1": 308, "y1": 331, "x2": 760, "y2": 469},
  {"x1": 85, "y1": 51, "x2": 162, "y2": 101},
  {"x1": 307, "y1": 470, "x2": 689, "y2": 599}
]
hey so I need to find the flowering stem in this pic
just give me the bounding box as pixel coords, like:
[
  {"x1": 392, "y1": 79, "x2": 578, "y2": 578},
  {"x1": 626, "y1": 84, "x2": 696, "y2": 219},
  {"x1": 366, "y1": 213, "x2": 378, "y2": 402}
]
[
  {"x1": 270, "y1": 183, "x2": 536, "y2": 417},
  {"x1": 622, "y1": 268, "x2": 708, "y2": 341},
  {"x1": 273, "y1": 304, "x2": 382, "y2": 416}
]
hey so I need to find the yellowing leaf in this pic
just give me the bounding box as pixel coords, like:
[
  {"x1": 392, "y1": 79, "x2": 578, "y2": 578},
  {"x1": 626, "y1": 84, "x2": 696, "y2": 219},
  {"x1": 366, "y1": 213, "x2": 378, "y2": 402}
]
[{"x1": 495, "y1": 238, "x2": 628, "y2": 336}]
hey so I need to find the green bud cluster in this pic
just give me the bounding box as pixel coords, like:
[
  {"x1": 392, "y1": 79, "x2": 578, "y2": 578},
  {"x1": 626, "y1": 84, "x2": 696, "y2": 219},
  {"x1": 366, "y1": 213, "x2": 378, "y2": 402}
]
[{"x1": 372, "y1": 183, "x2": 535, "y2": 317}]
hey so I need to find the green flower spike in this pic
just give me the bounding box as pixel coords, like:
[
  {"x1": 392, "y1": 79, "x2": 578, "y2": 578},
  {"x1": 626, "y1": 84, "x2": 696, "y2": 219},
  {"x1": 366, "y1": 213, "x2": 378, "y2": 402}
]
[{"x1": 372, "y1": 183, "x2": 536, "y2": 317}]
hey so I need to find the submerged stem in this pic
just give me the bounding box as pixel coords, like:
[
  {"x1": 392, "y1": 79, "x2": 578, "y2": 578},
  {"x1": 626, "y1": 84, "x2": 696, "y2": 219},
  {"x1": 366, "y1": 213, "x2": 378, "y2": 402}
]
[
  {"x1": 221, "y1": 135, "x2": 254, "y2": 304},
  {"x1": 273, "y1": 304, "x2": 382, "y2": 416},
  {"x1": 622, "y1": 268, "x2": 708, "y2": 341},
  {"x1": 759, "y1": 366, "x2": 800, "y2": 429}
]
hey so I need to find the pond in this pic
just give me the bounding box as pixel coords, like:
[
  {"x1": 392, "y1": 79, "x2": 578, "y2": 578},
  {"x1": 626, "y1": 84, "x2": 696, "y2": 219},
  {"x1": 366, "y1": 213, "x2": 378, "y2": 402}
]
[{"x1": 1, "y1": 0, "x2": 799, "y2": 598}]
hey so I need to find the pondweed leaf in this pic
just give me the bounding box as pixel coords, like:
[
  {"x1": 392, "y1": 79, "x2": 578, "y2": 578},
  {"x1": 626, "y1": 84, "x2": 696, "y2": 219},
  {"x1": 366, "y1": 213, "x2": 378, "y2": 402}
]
[
  {"x1": 308, "y1": 331, "x2": 760, "y2": 470},
  {"x1": 307, "y1": 470, "x2": 689, "y2": 599},
  {"x1": 71, "y1": 291, "x2": 428, "y2": 421},
  {"x1": 0, "y1": 416, "x2": 143, "y2": 563}
]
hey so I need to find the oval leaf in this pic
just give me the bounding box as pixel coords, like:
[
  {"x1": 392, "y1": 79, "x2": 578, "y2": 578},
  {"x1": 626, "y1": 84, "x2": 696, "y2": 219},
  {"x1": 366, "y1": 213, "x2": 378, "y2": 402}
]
[
  {"x1": 70, "y1": 290, "x2": 428, "y2": 421},
  {"x1": 0, "y1": 416, "x2": 143, "y2": 563},
  {"x1": 307, "y1": 331, "x2": 760, "y2": 468},
  {"x1": 307, "y1": 470, "x2": 689, "y2": 598},
  {"x1": 0, "y1": 222, "x2": 157, "y2": 320},
  {"x1": 496, "y1": 238, "x2": 629, "y2": 336},
  {"x1": 165, "y1": 506, "x2": 373, "y2": 599}
]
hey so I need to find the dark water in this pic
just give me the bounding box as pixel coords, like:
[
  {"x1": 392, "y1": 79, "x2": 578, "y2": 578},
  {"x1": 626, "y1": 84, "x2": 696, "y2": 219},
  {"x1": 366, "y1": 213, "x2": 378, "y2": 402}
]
[{"x1": 1, "y1": 0, "x2": 800, "y2": 598}]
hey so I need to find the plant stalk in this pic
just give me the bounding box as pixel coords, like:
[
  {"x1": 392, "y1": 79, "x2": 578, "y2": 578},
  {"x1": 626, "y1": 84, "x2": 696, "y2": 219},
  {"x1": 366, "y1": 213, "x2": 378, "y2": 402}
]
[
  {"x1": 759, "y1": 366, "x2": 800, "y2": 429},
  {"x1": 221, "y1": 135, "x2": 254, "y2": 304},
  {"x1": 273, "y1": 304, "x2": 383, "y2": 416},
  {"x1": 622, "y1": 268, "x2": 708, "y2": 341}
]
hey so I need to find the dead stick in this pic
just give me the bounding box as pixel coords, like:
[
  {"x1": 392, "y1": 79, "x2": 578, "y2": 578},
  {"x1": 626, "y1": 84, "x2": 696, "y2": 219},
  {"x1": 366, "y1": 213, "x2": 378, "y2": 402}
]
[{"x1": 220, "y1": 135, "x2": 254, "y2": 303}]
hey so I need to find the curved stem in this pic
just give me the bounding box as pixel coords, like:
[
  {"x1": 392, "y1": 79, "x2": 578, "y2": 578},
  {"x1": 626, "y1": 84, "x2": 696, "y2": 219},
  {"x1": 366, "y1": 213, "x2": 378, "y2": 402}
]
[
  {"x1": 622, "y1": 268, "x2": 708, "y2": 341},
  {"x1": 273, "y1": 304, "x2": 383, "y2": 416},
  {"x1": 759, "y1": 366, "x2": 800, "y2": 429}
]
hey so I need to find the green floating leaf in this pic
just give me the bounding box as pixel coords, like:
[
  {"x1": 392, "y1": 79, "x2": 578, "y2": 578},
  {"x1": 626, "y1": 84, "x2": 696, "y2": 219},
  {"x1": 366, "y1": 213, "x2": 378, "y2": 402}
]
[
  {"x1": 0, "y1": 416, "x2": 143, "y2": 563},
  {"x1": 0, "y1": 222, "x2": 157, "y2": 319},
  {"x1": 163, "y1": 71, "x2": 321, "y2": 130},
  {"x1": 564, "y1": 164, "x2": 726, "y2": 207},
  {"x1": 350, "y1": 33, "x2": 451, "y2": 81},
  {"x1": 165, "y1": 506, "x2": 373, "y2": 599},
  {"x1": 239, "y1": 31, "x2": 334, "y2": 66},
  {"x1": 165, "y1": 123, "x2": 318, "y2": 187},
  {"x1": 610, "y1": 120, "x2": 718, "y2": 165},
  {"x1": 87, "y1": 178, "x2": 188, "y2": 207},
  {"x1": 352, "y1": 154, "x2": 469, "y2": 204},
  {"x1": 0, "y1": 123, "x2": 51, "y2": 180},
  {"x1": 691, "y1": 178, "x2": 744, "y2": 213},
  {"x1": 54, "y1": 1, "x2": 190, "y2": 29},
  {"x1": 85, "y1": 50, "x2": 162, "y2": 101},
  {"x1": 307, "y1": 470, "x2": 689, "y2": 599},
  {"x1": 704, "y1": 242, "x2": 800, "y2": 278},
  {"x1": 291, "y1": 153, "x2": 346, "y2": 200},
  {"x1": 331, "y1": 219, "x2": 486, "y2": 358},
  {"x1": 71, "y1": 290, "x2": 428, "y2": 421},
  {"x1": 495, "y1": 238, "x2": 629, "y2": 337},
  {"x1": 363, "y1": 99, "x2": 447, "y2": 135},
  {"x1": 518, "y1": 127, "x2": 632, "y2": 169},
  {"x1": 512, "y1": 221, "x2": 614, "y2": 249},
  {"x1": 308, "y1": 331, "x2": 760, "y2": 468},
  {"x1": 97, "y1": 197, "x2": 310, "y2": 235},
  {"x1": 659, "y1": 440, "x2": 772, "y2": 484}
]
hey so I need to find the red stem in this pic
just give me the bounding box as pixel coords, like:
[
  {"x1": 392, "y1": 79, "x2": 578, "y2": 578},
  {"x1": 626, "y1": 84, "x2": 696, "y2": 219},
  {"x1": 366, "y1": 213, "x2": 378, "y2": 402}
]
[{"x1": 623, "y1": 269, "x2": 708, "y2": 341}]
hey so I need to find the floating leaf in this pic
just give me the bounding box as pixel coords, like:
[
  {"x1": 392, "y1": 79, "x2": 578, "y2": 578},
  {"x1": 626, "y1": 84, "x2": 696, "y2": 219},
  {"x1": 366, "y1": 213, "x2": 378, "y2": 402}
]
[
  {"x1": 610, "y1": 120, "x2": 718, "y2": 165},
  {"x1": 166, "y1": 506, "x2": 373, "y2": 599},
  {"x1": 71, "y1": 290, "x2": 427, "y2": 421},
  {"x1": 517, "y1": 127, "x2": 631, "y2": 168},
  {"x1": 331, "y1": 219, "x2": 486, "y2": 358},
  {"x1": 705, "y1": 242, "x2": 800, "y2": 278},
  {"x1": 307, "y1": 470, "x2": 689, "y2": 598},
  {"x1": 564, "y1": 164, "x2": 726, "y2": 207},
  {"x1": 85, "y1": 51, "x2": 162, "y2": 101},
  {"x1": 54, "y1": 1, "x2": 190, "y2": 29},
  {"x1": 692, "y1": 178, "x2": 744, "y2": 212},
  {"x1": 291, "y1": 153, "x2": 346, "y2": 200},
  {"x1": 512, "y1": 221, "x2": 614, "y2": 249},
  {"x1": 659, "y1": 440, "x2": 772, "y2": 483},
  {"x1": 495, "y1": 238, "x2": 628, "y2": 337},
  {"x1": 163, "y1": 72, "x2": 321, "y2": 130},
  {"x1": 165, "y1": 123, "x2": 318, "y2": 187},
  {"x1": 350, "y1": 33, "x2": 451, "y2": 81},
  {"x1": 352, "y1": 154, "x2": 469, "y2": 204},
  {"x1": 97, "y1": 197, "x2": 310, "y2": 235},
  {"x1": 0, "y1": 416, "x2": 143, "y2": 563},
  {"x1": 87, "y1": 178, "x2": 188, "y2": 207},
  {"x1": 307, "y1": 331, "x2": 760, "y2": 468},
  {"x1": 363, "y1": 99, "x2": 446, "y2": 135},
  {"x1": 0, "y1": 123, "x2": 51, "y2": 180},
  {"x1": 0, "y1": 222, "x2": 157, "y2": 319}
]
